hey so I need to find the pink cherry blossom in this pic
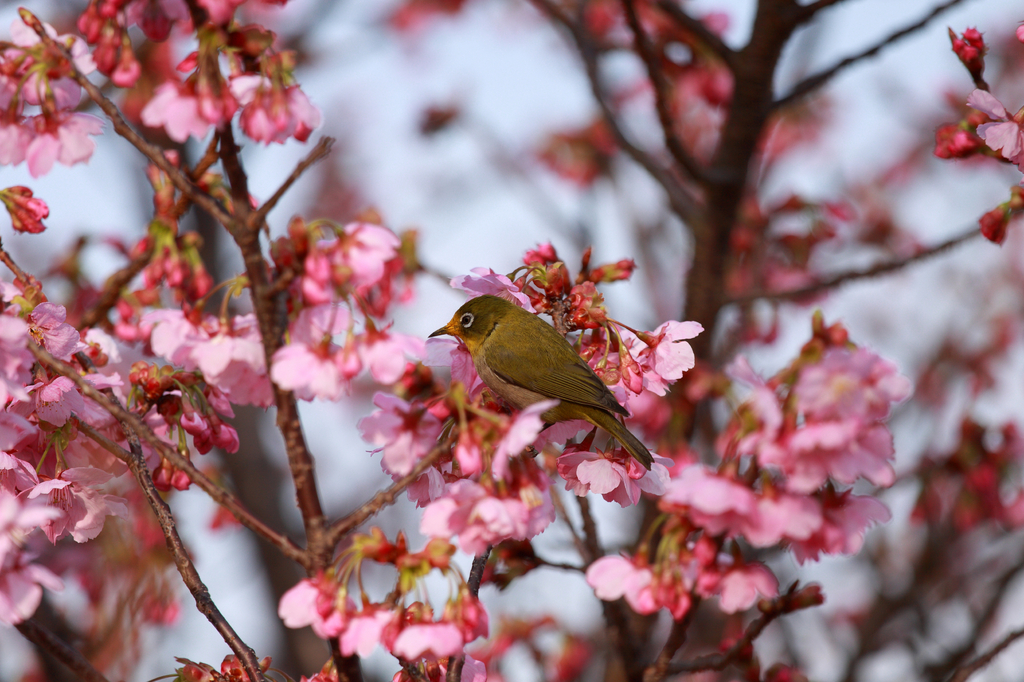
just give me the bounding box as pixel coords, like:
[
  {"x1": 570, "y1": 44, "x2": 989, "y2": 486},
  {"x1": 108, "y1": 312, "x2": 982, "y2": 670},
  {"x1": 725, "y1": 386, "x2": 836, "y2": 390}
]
[
  {"x1": 558, "y1": 446, "x2": 671, "y2": 507},
  {"x1": 390, "y1": 622, "x2": 465, "y2": 660},
  {"x1": 708, "y1": 563, "x2": 778, "y2": 613},
  {"x1": 141, "y1": 83, "x2": 213, "y2": 143},
  {"x1": 28, "y1": 302, "x2": 80, "y2": 360},
  {"x1": 585, "y1": 555, "x2": 658, "y2": 614},
  {"x1": 0, "y1": 550, "x2": 64, "y2": 625},
  {"x1": 25, "y1": 113, "x2": 103, "y2": 178},
  {"x1": 0, "y1": 451, "x2": 39, "y2": 494},
  {"x1": 231, "y1": 76, "x2": 322, "y2": 144},
  {"x1": 760, "y1": 420, "x2": 895, "y2": 494},
  {"x1": 148, "y1": 310, "x2": 273, "y2": 407},
  {"x1": 967, "y1": 89, "x2": 1024, "y2": 169},
  {"x1": 25, "y1": 467, "x2": 128, "y2": 543},
  {"x1": 660, "y1": 465, "x2": 758, "y2": 536},
  {"x1": 789, "y1": 490, "x2": 891, "y2": 563},
  {"x1": 0, "y1": 315, "x2": 33, "y2": 403},
  {"x1": 197, "y1": 0, "x2": 246, "y2": 24},
  {"x1": 424, "y1": 337, "x2": 484, "y2": 395},
  {"x1": 358, "y1": 329, "x2": 425, "y2": 385},
  {"x1": 342, "y1": 223, "x2": 401, "y2": 289},
  {"x1": 0, "y1": 491, "x2": 59, "y2": 564},
  {"x1": 0, "y1": 122, "x2": 32, "y2": 165},
  {"x1": 451, "y1": 267, "x2": 535, "y2": 311},
  {"x1": 278, "y1": 573, "x2": 350, "y2": 639},
  {"x1": 795, "y1": 348, "x2": 911, "y2": 422},
  {"x1": 742, "y1": 492, "x2": 823, "y2": 547},
  {"x1": 358, "y1": 393, "x2": 443, "y2": 476},
  {"x1": 635, "y1": 320, "x2": 703, "y2": 395},
  {"x1": 32, "y1": 376, "x2": 84, "y2": 426},
  {"x1": 491, "y1": 400, "x2": 556, "y2": 479},
  {"x1": 420, "y1": 479, "x2": 553, "y2": 555},
  {"x1": 9, "y1": 18, "x2": 95, "y2": 73},
  {"x1": 339, "y1": 608, "x2": 396, "y2": 657}
]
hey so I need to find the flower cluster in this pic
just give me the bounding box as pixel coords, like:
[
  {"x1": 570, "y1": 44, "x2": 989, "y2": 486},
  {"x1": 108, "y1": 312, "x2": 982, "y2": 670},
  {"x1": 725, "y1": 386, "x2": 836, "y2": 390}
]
[
  {"x1": 279, "y1": 530, "x2": 487, "y2": 666},
  {"x1": 0, "y1": 16, "x2": 103, "y2": 178}
]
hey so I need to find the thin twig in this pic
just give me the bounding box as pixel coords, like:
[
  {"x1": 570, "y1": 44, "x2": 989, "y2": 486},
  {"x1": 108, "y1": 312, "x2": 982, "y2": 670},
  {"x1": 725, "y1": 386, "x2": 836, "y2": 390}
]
[
  {"x1": 446, "y1": 547, "x2": 492, "y2": 682},
  {"x1": 73, "y1": 416, "x2": 306, "y2": 564},
  {"x1": 16, "y1": 619, "x2": 113, "y2": 682},
  {"x1": 576, "y1": 495, "x2": 639, "y2": 676},
  {"x1": 23, "y1": 12, "x2": 232, "y2": 227},
  {"x1": 250, "y1": 137, "x2": 335, "y2": 230},
  {"x1": 727, "y1": 225, "x2": 980, "y2": 304},
  {"x1": 653, "y1": 0, "x2": 734, "y2": 66},
  {"x1": 797, "y1": 0, "x2": 855, "y2": 22},
  {"x1": 79, "y1": 240, "x2": 155, "y2": 329},
  {"x1": 775, "y1": 0, "x2": 972, "y2": 110},
  {"x1": 667, "y1": 597, "x2": 785, "y2": 674},
  {"x1": 948, "y1": 624, "x2": 1024, "y2": 682},
  {"x1": 326, "y1": 446, "x2": 445, "y2": 545},
  {"x1": 621, "y1": 0, "x2": 705, "y2": 183},
  {"x1": 643, "y1": 606, "x2": 699, "y2": 682},
  {"x1": 529, "y1": 0, "x2": 701, "y2": 225}
]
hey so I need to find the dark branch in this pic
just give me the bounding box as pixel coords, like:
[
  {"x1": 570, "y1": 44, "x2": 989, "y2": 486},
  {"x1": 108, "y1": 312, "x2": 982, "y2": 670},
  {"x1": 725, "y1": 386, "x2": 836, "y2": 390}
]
[
  {"x1": 775, "y1": 0, "x2": 972, "y2": 110},
  {"x1": 621, "y1": 0, "x2": 706, "y2": 184},
  {"x1": 30, "y1": 345, "x2": 269, "y2": 682},
  {"x1": 327, "y1": 446, "x2": 444, "y2": 545},
  {"x1": 654, "y1": 0, "x2": 734, "y2": 66},
  {"x1": 948, "y1": 624, "x2": 1024, "y2": 682},
  {"x1": 250, "y1": 137, "x2": 335, "y2": 231},
  {"x1": 16, "y1": 619, "x2": 112, "y2": 682},
  {"x1": 529, "y1": 0, "x2": 702, "y2": 225},
  {"x1": 23, "y1": 12, "x2": 233, "y2": 227},
  {"x1": 446, "y1": 547, "x2": 492, "y2": 682},
  {"x1": 727, "y1": 225, "x2": 980, "y2": 304}
]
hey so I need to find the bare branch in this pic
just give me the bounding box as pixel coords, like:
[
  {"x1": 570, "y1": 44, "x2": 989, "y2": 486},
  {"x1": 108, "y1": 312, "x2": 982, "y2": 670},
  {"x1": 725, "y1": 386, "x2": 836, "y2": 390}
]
[
  {"x1": 529, "y1": 0, "x2": 702, "y2": 225},
  {"x1": 79, "y1": 240, "x2": 155, "y2": 330},
  {"x1": 621, "y1": 0, "x2": 707, "y2": 184},
  {"x1": 654, "y1": 0, "x2": 734, "y2": 65},
  {"x1": 16, "y1": 619, "x2": 113, "y2": 682},
  {"x1": 775, "y1": 0, "x2": 972, "y2": 110},
  {"x1": 73, "y1": 416, "x2": 307, "y2": 565},
  {"x1": 446, "y1": 547, "x2": 492, "y2": 682},
  {"x1": 797, "y1": 0, "x2": 856, "y2": 23},
  {"x1": 327, "y1": 446, "x2": 444, "y2": 545},
  {"x1": 948, "y1": 624, "x2": 1024, "y2": 682},
  {"x1": 250, "y1": 137, "x2": 336, "y2": 230},
  {"x1": 727, "y1": 225, "x2": 980, "y2": 304}
]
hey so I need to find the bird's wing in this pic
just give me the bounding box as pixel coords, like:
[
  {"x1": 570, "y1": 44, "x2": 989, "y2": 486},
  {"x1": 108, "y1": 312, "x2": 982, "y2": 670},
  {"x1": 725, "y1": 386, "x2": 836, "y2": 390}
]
[{"x1": 483, "y1": 335, "x2": 628, "y2": 416}]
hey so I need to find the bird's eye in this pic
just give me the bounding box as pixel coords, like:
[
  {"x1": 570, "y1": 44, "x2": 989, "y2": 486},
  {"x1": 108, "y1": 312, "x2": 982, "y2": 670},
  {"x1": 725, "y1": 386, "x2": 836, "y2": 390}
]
[{"x1": 460, "y1": 312, "x2": 474, "y2": 328}]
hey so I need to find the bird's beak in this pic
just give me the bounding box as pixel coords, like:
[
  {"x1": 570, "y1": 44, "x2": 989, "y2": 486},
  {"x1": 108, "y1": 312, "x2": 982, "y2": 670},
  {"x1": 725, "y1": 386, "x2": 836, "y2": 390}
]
[{"x1": 429, "y1": 322, "x2": 453, "y2": 338}]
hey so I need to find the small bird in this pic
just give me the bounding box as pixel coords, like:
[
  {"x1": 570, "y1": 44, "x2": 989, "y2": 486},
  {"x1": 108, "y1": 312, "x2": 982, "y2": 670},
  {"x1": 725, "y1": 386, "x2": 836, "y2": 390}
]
[{"x1": 429, "y1": 294, "x2": 653, "y2": 469}]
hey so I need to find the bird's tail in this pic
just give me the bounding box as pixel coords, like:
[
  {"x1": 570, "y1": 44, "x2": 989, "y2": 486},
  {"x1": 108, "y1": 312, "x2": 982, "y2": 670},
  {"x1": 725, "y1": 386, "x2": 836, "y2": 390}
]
[{"x1": 585, "y1": 408, "x2": 653, "y2": 470}]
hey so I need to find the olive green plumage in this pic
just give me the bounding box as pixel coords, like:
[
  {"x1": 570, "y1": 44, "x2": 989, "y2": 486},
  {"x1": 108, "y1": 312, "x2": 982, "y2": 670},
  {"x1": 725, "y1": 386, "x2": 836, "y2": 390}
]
[{"x1": 430, "y1": 294, "x2": 653, "y2": 469}]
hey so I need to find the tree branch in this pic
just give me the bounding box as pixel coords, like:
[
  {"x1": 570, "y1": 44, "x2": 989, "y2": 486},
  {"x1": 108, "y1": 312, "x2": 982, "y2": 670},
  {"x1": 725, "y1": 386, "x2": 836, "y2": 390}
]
[
  {"x1": 250, "y1": 137, "x2": 335, "y2": 231},
  {"x1": 621, "y1": 0, "x2": 706, "y2": 183},
  {"x1": 726, "y1": 225, "x2": 980, "y2": 304},
  {"x1": 326, "y1": 446, "x2": 444, "y2": 545},
  {"x1": 16, "y1": 619, "x2": 113, "y2": 682},
  {"x1": 654, "y1": 0, "x2": 734, "y2": 66},
  {"x1": 948, "y1": 624, "x2": 1024, "y2": 682},
  {"x1": 72, "y1": 416, "x2": 307, "y2": 565},
  {"x1": 30, "y1": 345, "x2": 269, "y2": 682},
  {"x1": 446, "y1": 547, "x2": 492, "y2": 682},
  {"x1": 23, "y1": 12, "x2": 233, "y2": 227},
  {"x1": 529, "y1": 0, "x2": 702, "y2": 225},
  {"x1": 775, "y1": 0, "x2": 972, "y2": 110}
]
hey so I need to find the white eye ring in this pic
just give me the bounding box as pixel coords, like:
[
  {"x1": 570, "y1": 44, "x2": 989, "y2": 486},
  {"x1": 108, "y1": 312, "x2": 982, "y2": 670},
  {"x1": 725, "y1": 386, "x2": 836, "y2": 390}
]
[{"x1": 460, "y1": 312, "x2": 474, "y2": 328}]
